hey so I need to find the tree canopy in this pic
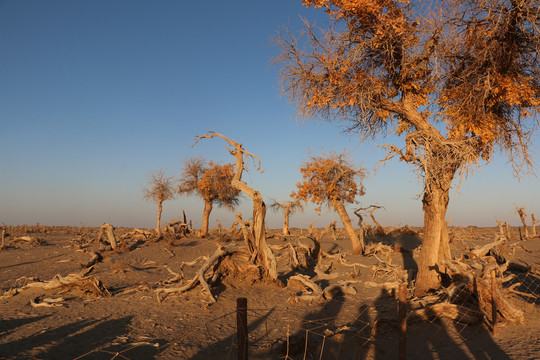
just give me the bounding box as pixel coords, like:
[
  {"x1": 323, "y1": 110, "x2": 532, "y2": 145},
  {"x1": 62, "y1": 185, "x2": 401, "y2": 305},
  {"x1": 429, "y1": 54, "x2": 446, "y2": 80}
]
[
  {"x1": 178, "y1": 158, "x2": 241, "y2": 210},
  {"x1": 292, "y1": 153, "x2": 366, "y2": 212}
]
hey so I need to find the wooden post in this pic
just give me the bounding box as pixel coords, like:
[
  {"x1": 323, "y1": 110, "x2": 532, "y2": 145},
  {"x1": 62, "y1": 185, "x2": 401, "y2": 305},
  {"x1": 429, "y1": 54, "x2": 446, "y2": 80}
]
[
  {"x1": 398, "y1": 284, "x2": 407, "y2": 360},
  {"x1": 237, "y1": 297, "x2": 248, "y2": 360},
  {"x1": 1, "y1": 229, "x2": 5, "y2": 249},
  {"x1": 491, "y1": 270, "x2": 497, "y2": 335}
]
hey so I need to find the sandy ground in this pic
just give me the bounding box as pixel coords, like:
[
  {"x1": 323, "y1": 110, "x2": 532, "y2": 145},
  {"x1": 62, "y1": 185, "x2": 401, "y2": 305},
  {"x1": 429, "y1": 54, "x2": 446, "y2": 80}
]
[{"x1": 0, "y1": 224, "x2": 539, "y2": 359}]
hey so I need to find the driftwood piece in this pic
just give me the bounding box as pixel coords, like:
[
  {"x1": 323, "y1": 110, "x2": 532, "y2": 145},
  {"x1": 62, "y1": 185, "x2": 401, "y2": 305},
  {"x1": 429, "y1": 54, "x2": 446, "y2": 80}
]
[
  {"x1": 516, "y1": 207, "x2": 530, "y2": 239},
  {"x1": 1, "y1": 267, "x2": 110, "y2": 299},
  {"x1": 30, "y1": 297, "x2": 65, "y2": 308},
  {"x1": 288, "y1": 274, "x2": 356, "y2": 302},
  {"x1": 96, "y1": 223, "x2": 118, "y2": 250},
  {"x1": 442, "y1": 258, "x2": 525, "y2": 325},
  {"x1": 467, "y1": 238, "x2": 506, "y2": 259},
  {"x1": 496, "y1": 218, "x2": 508, "y2": 240},
  {"x1": 82, "y1": 251, "x2": 103, "y2": 268},
  {"x1": 409, "y1": 303, "x2": 482, "y2": 324},
  {"x1": 155, "y1": 246, "x2": 237, "y2": 303}
]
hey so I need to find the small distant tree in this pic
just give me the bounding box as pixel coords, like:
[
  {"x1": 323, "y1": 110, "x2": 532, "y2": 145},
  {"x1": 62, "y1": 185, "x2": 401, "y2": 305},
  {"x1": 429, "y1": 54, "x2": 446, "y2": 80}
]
[
  {"x1": 178, "y1": 157, "x2": 241, "y2": 237},
  {"x1": 270, "y1": 199, "x2": 304, "y2": 236},
  {"x1": 292, "y1": 153, "x2": 366, "y2": 254},
  {"x1": 143, "y1": 169, "x2": 175, "y2": 238}
]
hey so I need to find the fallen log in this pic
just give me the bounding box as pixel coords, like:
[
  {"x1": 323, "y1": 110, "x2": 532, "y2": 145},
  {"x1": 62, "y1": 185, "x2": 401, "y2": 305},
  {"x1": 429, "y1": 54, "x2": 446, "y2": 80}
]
[
  {"x1": 155, "y1": 246, "x2": 239, "y2": 303},
  {"x1": 1, "y1": 266, "x2": 110, "y2": 299}
]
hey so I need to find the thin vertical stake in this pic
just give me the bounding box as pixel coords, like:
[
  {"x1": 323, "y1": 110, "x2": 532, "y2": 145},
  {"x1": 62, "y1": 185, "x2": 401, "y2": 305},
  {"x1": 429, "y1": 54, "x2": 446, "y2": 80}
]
[
  {"x1": 491, "y1": 270, "x2": 498, "y2": 335},
  {"x1": 398, "y1": 284, "x2": 407, "y2": 360},
  {"x1": 237, "y1": 297, "x2": 248, "y2": 360}
]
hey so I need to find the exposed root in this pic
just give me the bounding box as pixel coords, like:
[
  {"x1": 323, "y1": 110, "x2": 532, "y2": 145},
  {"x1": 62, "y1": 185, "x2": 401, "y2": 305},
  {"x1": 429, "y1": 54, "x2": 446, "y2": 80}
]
[
  {"x1": 1, "y1": 266, "x2": 110, "y2": 299},
  {"x1": 155, "y1": 246, "x2": 239, "y2": 303}
]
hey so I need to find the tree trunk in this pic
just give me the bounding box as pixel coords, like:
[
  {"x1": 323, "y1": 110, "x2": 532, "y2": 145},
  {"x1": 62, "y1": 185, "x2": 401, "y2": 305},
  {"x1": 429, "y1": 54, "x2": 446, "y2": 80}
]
[
  {"x1": 283, "y1": 209, "x2": 291, "y2": 236},
  {"x1": 415, "y1": 187, "x2": 449, "y2": 296},
  {"x1": 156, "y1": 201, "x2": 163, "y2": 238},
  {"x1": 331, "y1": 200, "x2": 364, "y2": 254},
  {"x1": 201, "y1": 201, "x2": 213, "y2": 237},
  {"x1": 251, "y1": 196, "x2": 278, "y2": 280}
]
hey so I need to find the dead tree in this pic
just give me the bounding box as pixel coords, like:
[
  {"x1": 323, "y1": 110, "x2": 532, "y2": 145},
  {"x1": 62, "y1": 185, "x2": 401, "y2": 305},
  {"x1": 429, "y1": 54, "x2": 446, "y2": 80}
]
[
  {"x1": 269, "y1": 199, "x2": 304, "y2": 236},
  {"x1": 496, "y1": 218, "x2": 507, "y2": 239},
  {"x1": 355, "y1": 205, "x2": 385, "y2": 236},
  {"x1": 193, "y1": 131, "x2": 278, "y2": 281},
  {"x1": 143, "y1": 169, "x2": 176, "y2": 239},
  {"x1": 516, "y1": 207, "x2": 530, "y2": 239},
  {"x1": 531, "y1": 214, "x2": 538, "y2": 238},
  {"x1": 95, "y1": 223, "x2": 118, "y2": 250}
]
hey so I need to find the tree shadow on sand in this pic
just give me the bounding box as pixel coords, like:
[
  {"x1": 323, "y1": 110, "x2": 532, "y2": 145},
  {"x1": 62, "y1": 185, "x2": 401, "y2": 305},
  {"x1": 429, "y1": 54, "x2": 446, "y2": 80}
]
[
  {"x1": 190, "y1": 306, "x2": 275, "y2": 360},
  {"x1": 0, "y1": 314, "x2": 50, "y2": 337},
  {"x1": 277, "y1": 295, "x2": 345, "y2": 360},
  {"x1": 280, "y1": 287, "x2": 512, "y2": 360},
  {"x1": 366, "y1": 228, "x2": 422, "y2": 274},
  {"x1": 0, "y1": 315, "x2": 167, "y2": 360}
]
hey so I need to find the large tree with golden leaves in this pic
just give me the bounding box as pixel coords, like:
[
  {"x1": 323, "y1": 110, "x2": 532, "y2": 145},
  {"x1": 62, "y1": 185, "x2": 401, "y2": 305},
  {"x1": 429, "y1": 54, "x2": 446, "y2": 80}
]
[{"x1": 276, "y1": 0, "x2": 540, "y2": 295}]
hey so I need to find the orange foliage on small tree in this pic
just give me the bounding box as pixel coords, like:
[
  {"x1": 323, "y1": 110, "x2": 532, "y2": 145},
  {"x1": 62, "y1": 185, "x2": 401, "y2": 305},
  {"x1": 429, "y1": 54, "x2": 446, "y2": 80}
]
[
  {"x1": 178, "y1": 157, "x2": 241, "y2": 237},
  {"x1": 292, "y1": 153, "x2": 366, "y2": 254},
  {"x1": 143, "y1": 169, "x2": 176, "y2": 239}
]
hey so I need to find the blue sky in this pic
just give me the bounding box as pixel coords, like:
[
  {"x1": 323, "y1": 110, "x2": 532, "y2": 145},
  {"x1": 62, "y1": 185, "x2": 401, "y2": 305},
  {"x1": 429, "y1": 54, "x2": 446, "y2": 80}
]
[{"x1": 1, "y1": 0, "x2": 538, "y2": 229}]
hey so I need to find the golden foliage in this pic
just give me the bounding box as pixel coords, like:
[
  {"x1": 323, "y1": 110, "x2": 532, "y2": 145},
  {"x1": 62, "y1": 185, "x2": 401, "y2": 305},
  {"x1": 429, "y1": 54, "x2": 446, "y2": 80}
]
[
  {"x1": 292, "y1": 153, "x2": 366, "y2": 213},
  {"x1": 277, "y1": 0, "x2": 540, "y2": 175},
  {"x1": 178, "y1": 158, "x2": 240, "y2": 209}
]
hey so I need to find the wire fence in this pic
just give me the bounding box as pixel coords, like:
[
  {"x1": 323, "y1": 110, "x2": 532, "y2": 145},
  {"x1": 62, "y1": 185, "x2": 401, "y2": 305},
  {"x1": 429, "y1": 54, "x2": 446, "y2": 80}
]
[{"x1": 166, "y1": 264, "x2": 540, "y2": 360}]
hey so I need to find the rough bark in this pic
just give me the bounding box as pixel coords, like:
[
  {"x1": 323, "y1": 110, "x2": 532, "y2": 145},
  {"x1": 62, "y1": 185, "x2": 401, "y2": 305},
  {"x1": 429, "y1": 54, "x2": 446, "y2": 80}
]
[
  {"x1": 201, "y1": 201, "x2": 213, "y2": 238},
  {"x1": 415, "y1": 187, "x2": 449, "y2": 296},
  {"x1": 283, "y1": 208, "x2": 291, "y2": 236},
  {"x1": 331, "y1": 200, "x2": 364, "y2": 254}
]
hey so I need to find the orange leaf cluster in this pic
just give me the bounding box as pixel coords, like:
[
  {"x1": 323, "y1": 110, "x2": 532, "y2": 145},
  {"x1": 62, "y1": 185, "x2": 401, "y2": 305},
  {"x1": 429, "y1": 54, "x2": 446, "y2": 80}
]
[
  {"x1": 179, "y1": 159, "x2": 240, "y2": 209},
  {"x1": 292, "y1": 153, "x2": 366, "y2": 213}
]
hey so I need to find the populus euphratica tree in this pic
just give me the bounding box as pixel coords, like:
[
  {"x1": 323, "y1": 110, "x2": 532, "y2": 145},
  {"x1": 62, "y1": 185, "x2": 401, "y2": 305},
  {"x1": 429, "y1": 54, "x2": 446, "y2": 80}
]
[
  {"x1": 276, "y1": 0, "x2": 540, "y2": 295},
  {"x1": 193, "y1": 132, "x2": 278, "y2": 280},
  {"x1": 178, "y1": 158, "x2": 241, "y2": 237},
  {"x1": 143, "y1": 169, "x2": 176, "y2": 238},
  {"x1": 270, "y1": 199, "x2": 304, "y2": 236},
  {"x1": 293, "y1": 153, "x2": 366, "y2": 254}
]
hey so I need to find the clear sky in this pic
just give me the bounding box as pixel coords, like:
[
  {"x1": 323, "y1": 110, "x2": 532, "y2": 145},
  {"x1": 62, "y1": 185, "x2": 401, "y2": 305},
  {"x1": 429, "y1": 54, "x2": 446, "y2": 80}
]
[{"x1": 1, "y1": 0, "x2": 538, "y2": 230}]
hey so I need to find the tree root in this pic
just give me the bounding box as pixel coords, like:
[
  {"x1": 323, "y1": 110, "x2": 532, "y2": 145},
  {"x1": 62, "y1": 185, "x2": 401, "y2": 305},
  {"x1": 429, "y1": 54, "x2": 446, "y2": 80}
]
[{"x1": 155, "y1": 246, "x2": 239, "y2": 303}]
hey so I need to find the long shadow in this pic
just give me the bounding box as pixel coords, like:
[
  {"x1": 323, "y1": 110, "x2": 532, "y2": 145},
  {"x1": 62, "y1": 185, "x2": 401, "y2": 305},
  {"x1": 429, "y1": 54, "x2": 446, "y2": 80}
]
[
  {"x1": 366, "y1": 229, "x2": 421, "y2": 275},
  {"x1": 0, "y1": 316, "x2": 165, "y2": 360},
  {"x1": 0, "y1": 314, "x2": 50, "y2": 337},
  {"x1": 406, "y1": 301, "x2": 511, "y2": 360},
  {"x1": 279, "y1": 296, "x2": 345, "y2": 360},
  {"x1": 190, "y1": 307, "x2": 275, "y2": 360},
  {"x1": 0, "y1": 252, "x2": 65, "y2": 270},
  {"x1": 0, "y1": 319, "x2": 101, "y2": 358}
]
